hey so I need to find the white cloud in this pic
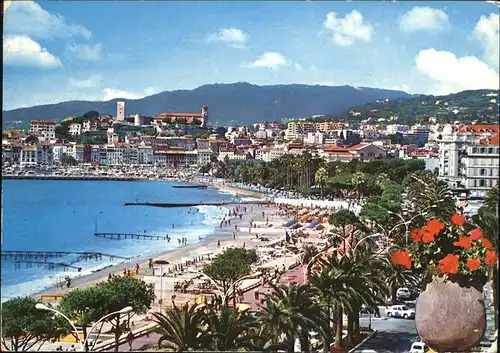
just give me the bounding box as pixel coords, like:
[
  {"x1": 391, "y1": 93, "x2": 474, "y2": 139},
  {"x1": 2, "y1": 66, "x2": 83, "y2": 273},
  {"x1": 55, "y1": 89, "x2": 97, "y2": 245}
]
[
  {"x1": 68, "y1": 75, "x2": 102, "y2": 88},
  {"x1": 294, "y1": 63, "x2": 303, "y2": 72},
  {"x1": 398, "y1": 7, "x2": 449, "y2": 33},
  {"x1": 415, "y1": 48, "x2": 499, "y2": 94},
  {"x1": 68, "y1": 43, "x2": 102, "y2": 62},
  {"x1": 207, "y1": 28, "x2": 248, "y2": 48},
  {"x1": 391, "y1": 84, "x2": 410, "y2": 92},
  {"x1": 323, "y1": 10, "x2": 373, "y2": 46},
  {"x1": 102, "y1": 87, "x2": 162, "y2": 101},
  {"x1": 4, "y1": 1, "x2": 91, "y2": 40},
  {"x1": 473, "y1": 13, "x2": 499, "y2": 70},
  {"x1": 243, "y1": 52, "x2": 289, "y2": 69},
  {"x1": 144, "y1": 87, "x2": 161, "y2": 96},
  {"x1": 3, "y1": 35, "x2": 62, "y2": 69}
]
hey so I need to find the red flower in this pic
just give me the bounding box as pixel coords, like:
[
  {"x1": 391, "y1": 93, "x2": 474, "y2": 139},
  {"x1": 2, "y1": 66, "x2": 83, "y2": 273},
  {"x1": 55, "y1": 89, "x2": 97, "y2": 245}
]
[
  {"x1": 466, "y1": 258, "x2": 481, "y2": 271},
  {"x1": 485, "y1": 251, "x2": 498, "y2": 265},
  {"x1": 421, "y1": 229, "x2": 437, "y2": 243},
  {"x1": 438, "y1": 254, "x2": 459, "y2": 275},
  {"x1": 470, "y1": 228, "x2": 483, "y2": 240},
  {"x1": 391, "y1": 250, "x2": 412, "y2": 269},
  {"x1": 451, "y1": 213, "x2": 466, "y2": 226},
  {"x1": 410, "y1": 228, "x2": 423, "y2": 243},
  {"x1": 481, "y1": 238, "x2": 494, "y2": 251},
  {"x1": 453, "y1": 236, "x2": 472, "y2": 249},
  {"x1": 426, "y1": 219, "x2": 445, "y2": 235}
]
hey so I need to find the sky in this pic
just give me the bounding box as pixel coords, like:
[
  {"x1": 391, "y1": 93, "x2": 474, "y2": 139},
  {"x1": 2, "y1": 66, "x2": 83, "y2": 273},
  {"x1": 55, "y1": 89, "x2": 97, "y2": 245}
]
[{"x1": 3, "y1": 0, "x2": 500, "y2": 111}]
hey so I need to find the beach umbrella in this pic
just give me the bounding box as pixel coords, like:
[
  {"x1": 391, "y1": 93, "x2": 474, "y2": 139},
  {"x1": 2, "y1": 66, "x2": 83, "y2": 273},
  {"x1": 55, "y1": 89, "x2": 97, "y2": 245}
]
[{"x1": 236, "y1": 303, "x2": 250, "y2": 312}]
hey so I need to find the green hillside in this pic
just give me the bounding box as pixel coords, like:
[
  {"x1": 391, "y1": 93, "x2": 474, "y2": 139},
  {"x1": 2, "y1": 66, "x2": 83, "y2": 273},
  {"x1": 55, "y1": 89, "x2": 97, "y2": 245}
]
[{"x1": 346, "y1": 89, "x2": 499, "y2": 124}]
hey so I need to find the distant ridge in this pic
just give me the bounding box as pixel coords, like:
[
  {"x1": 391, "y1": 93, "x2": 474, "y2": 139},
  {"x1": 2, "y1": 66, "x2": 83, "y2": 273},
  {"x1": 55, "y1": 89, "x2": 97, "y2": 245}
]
[{"x1": 2, "y1": 82, "x2": 411, "y2": 125}]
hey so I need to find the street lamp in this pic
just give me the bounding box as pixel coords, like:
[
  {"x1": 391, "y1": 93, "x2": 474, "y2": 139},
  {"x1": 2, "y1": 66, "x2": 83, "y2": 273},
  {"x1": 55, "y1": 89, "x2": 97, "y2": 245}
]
[
  {"x1": 35, "y1": 303, "x2": 85, "y2": 352},
  {"x1": 82, "y1": 306, "x2": 133, "y2": 351},
  {"x1": 303, "y1": 247, "x2": 334, "y2": 283}
]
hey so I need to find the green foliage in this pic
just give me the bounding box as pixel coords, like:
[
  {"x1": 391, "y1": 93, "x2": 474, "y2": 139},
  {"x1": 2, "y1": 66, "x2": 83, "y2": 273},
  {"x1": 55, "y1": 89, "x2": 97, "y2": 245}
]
[
  {"x1": 82, "y1": 111, "x2": 99, "y2": 119},
  {"x1": 348, "y1": 89, "x2": 499, "y2": 124},
  {"x1": 139, "y1": 127, "x2": 156, "y2": 136},
  {"x1": 152, "y1": 304, "x2": 207, "y2": 352},
  {"x1": 1, "y1": 297, "x2": 71, "y2": 351},
  {"x1": 55, "y1": 124, "x2": 73, "y2": 141},
  {"x1": 203, "y1": 247, "x2": 257, "y2": 305},
  {"x1": 80, "y1": 131, "x2": 107, "y2": 144}
]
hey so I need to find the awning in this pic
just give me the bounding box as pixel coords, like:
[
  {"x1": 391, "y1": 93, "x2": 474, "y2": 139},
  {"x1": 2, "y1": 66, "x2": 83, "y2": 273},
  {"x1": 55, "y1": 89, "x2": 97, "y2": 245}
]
[{"x1": 283, "y1": 220, "x2": 298, "y2": 227}]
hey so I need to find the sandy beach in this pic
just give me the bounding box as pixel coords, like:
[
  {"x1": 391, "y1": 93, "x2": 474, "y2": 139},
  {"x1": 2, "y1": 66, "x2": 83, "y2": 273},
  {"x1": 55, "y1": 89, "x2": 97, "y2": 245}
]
[{"x1": 31, "y1": 182, "x2": 338, "y2": 343}]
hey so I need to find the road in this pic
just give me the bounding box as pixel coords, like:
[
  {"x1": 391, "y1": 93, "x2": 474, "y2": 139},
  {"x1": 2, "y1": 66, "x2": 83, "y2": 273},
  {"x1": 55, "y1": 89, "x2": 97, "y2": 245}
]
[{"x1": 352, "y1": 316, "x2": 420, "y2": 353}]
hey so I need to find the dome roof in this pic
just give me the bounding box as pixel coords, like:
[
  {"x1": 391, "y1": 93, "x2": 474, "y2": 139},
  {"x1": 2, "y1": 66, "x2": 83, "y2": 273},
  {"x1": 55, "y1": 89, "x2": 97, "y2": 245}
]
[{"x1": 442, "y1": 124, "x2": 454, "y2": 135}]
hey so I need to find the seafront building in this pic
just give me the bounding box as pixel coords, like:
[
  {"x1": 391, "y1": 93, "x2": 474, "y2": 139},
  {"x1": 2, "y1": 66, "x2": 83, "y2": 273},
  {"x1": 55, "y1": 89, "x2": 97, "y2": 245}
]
[{"x1": 2, "y1": 110, "x2": 499, "y2": 202}]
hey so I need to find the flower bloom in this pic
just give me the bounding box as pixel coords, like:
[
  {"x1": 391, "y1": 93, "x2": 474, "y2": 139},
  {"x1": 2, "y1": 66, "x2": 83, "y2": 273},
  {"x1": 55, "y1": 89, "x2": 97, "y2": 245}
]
[
  {"x1": 421, "y1": 229, "x2": 437, "y2": 243},
  {"x1": 485, "y1": 251, "x2": 498, "y2": 265},
  {"x1": 426, "y1": 219, "x2": 445, "y2": 235},
  {"x1": 451, "y1": 213, "x2": 466, "y2": 226},
  {"x1": 411, "y1": 228, "x2": 423, "y2": 243},
  {"x1": 438, "y1": 254, "x2": 459, "y2": 275},
  {"x1": 466, "y1": 258, "x2": 481, "y2": 271},
  {"x1": 453, "y1": 236, "x2": 472, "y2": 249},
  {"x1": 481, "y1": 238, "x2": 494, "y2": 251},
  {"x1": 470, "y1": 228, "x2": 483, "y2": 240},
  {"x1": 391, "y1": 250, "x2": 412, "y2": 269}
]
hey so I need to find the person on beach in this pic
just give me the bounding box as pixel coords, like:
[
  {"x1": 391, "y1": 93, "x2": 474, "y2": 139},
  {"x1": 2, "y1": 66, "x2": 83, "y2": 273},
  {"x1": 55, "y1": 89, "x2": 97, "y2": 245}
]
[
  {"x1": 217, "y1": 240, "x2": 221, "y2": 247},
  {"x1": 135, "y1": 263, "x2": 140, "y2": 275},
  {"x1": 199, "y1": 236, "x2": 202, "y2": 242},
  {"x1": 126, "y1": 331, "x2": 134, "y2": 351}
]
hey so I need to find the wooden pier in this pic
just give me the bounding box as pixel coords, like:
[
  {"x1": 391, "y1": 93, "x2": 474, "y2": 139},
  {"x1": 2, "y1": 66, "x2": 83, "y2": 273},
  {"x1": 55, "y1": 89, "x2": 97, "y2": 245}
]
[
  {"x1": 94, "y1": 232, "x2": 168, "y2": 241},
  {"x1": 1, "y1": 250, "x2": 130, "y2": 262},
  {"x1": 14, "y1": 260, "x2": 83, "y2": 272}
]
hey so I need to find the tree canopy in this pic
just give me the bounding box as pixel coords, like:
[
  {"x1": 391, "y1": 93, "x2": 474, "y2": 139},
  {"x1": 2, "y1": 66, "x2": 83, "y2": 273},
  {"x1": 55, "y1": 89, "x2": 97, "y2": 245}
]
[{"x1": 1, "y1": 297, "x2": 71, "y2": 352}]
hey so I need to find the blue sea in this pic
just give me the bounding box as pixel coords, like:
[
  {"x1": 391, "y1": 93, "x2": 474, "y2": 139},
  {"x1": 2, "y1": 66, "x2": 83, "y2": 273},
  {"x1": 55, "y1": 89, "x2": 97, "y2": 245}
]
[{"x1": 1, "y1": 180, "x2": 237, "y2": 301}]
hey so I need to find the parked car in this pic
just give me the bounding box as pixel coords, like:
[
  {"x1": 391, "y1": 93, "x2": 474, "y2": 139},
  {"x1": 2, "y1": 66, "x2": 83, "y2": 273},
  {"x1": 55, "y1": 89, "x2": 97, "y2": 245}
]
[
  {"x1": 409, "y1": 341, "x2": 429, "y2": 353},
  {"x1": 386, "y1": 305, "x2": 415, "y2": 319},
  {"x1": 396, "y1": 287, "x2": 411, "y2": 299}
]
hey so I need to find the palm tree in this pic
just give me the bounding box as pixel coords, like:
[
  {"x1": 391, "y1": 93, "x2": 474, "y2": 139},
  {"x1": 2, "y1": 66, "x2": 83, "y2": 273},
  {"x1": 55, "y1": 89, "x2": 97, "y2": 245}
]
[
  {"x1": 202, "y1": 306, "x2": 258, "y2": 351},
  {"x1": 473, "y1": 208, "x2": 499, "y2": 330},
  {"x1": 315, "y1": 167, "x2": 329, "y2": 199},
  {"x1": 152, "y1": 303, "x2": 207, "y2": 352},
  {"x1": 382, "y1": 256, "x2": 420, "y2": 303},
  {"x1": 257, "y1": 283, "x2": 326, "y2": 353},
  {"x1": 406, "y1": 172, "x2": 455, "y2": 219},
  {"x1": 300, "y1": 245, "x2": 319, "y2": 282},
  {"x1": 351, "y1": 171, "x2": 366, "y2": 203},
  {"x1": 484, "y1": 185, "x2": 499, "y2": 212}
]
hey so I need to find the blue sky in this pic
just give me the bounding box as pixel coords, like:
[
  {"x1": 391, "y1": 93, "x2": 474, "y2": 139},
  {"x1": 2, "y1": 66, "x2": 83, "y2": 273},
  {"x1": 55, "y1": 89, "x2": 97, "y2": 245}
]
[{"x1": 3, "y1": 0, "x2": 499, "y2": 110}]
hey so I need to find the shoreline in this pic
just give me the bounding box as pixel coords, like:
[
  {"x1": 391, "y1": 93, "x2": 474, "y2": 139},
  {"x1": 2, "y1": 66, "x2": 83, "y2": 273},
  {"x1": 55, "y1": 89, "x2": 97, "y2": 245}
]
[{"x1": 29, "y1": 202, "x2": 269, "y2": 300}]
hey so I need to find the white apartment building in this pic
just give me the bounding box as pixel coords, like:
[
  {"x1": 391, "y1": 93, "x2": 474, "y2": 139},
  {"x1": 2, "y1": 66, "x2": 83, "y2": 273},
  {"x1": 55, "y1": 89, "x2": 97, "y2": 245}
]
[
  {"x1": 69, "y1": 123, "x2": 82, "y2": 136},
  {"x1": 385, "y1": 124, "x2": 409, "y2": 134},
  {"x1": 256, "y1": 147, "x2": 287, "y2": 162},
  {"x1": 437, "y1": 124, "x2": 499, "y2": 199},
  {"x1": 20, "y1": 146, "x2": 37, "y2": 166},
  {"x1": 29, "y1": 120, "x2": 56, "y2": 141},
  {"x1": 197, "y1": 150, "x2": 212, "y2": 166}
]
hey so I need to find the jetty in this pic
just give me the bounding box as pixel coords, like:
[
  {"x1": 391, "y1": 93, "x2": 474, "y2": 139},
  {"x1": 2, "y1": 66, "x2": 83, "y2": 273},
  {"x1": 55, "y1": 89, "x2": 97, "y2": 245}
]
[
  {"x1": 94, "y1": 232, "x2": 169, "y2": 241},
  {"x1": 14, "y1": 260, "x2": 83, "y2": 272},
  {"x1": 172, "y1": 184, "x2": 208, "y2": 189},
  {"x1": 1, "y1": 250, "x2": 130, "y2": 261},
  {"x1": 124, "y1": 200, "x2": 272, "y2": 208}
]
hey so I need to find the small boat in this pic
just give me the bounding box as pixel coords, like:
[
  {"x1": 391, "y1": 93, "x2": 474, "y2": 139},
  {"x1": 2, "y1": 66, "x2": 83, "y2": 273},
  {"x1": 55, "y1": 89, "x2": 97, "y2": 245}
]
[{"x1": 172, "y1": 184, "x2": 207, "y2": 189}]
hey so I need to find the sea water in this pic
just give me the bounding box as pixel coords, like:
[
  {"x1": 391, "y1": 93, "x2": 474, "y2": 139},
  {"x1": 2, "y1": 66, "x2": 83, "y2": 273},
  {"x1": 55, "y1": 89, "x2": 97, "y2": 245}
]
[{"x1": 1, "y1": 180, "x2": 236, "y2": 301}]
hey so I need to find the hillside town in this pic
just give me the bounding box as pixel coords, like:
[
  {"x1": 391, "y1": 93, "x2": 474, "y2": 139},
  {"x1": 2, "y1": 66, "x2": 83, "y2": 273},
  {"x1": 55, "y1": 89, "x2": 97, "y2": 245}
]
[{"x1": 2, "y1": 100, "x2": 499, "y2": 201}]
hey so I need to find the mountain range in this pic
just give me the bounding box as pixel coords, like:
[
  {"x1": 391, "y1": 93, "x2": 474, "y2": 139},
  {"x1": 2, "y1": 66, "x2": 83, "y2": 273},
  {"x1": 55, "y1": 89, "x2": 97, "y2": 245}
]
[{"x1": 2, "y1": 83, "x2": 411, "y2": 126}]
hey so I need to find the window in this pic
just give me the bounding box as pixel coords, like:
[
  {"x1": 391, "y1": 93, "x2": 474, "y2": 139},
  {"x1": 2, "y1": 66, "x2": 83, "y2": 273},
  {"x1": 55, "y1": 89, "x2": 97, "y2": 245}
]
[
  {"x1": 480, "y1": 168, "x2": 485, "y2": 176},
  {"x1": 480, "y1": 179, "x2": 485, "y2": 187},
  {"x1": 472, "y1": 147, "x2": 477, "y2": 153},
  {"x1": 489, "y1": 148, "x2": 494, "y2": 154},
  {"x1": 480, "y1": 147, "x2": 485, "y2": 153}
]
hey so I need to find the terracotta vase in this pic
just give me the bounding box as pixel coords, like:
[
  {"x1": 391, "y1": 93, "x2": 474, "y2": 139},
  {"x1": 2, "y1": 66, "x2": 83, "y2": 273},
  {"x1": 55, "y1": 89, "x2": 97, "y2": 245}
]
[{"x1": 415, "y1": 274, "x2": 486, "y2": 352}]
